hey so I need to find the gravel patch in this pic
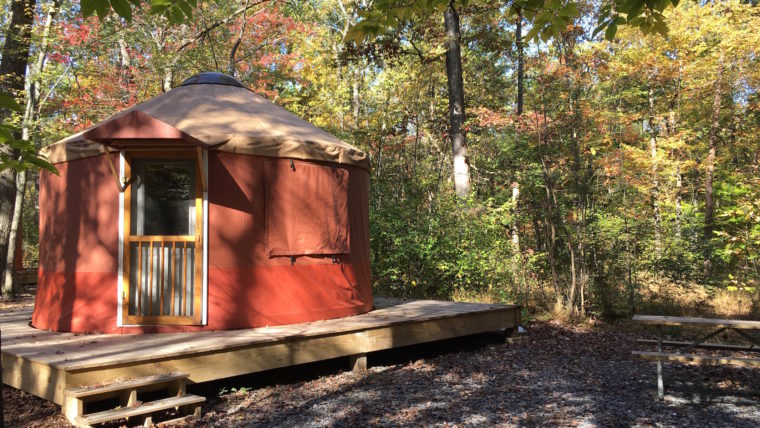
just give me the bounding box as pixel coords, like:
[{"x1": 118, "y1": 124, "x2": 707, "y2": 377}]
[{"x1": 195, "y1": 321, "x2": 759, "y2": 427}]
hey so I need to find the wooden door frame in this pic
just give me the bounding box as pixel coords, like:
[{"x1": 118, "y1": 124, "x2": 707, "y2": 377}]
[{"x1": 117, "y1": 148, "x2": 207, "y2": 327}]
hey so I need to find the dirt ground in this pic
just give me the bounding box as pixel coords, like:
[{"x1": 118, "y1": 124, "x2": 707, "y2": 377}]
[{"x1": 2, "y1": 290, "x2": 759, "y2": 427}]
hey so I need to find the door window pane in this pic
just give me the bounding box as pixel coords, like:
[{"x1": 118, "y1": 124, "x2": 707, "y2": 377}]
[{"x1": 131, "y1": 159, "x2": 196, "y2": 235}]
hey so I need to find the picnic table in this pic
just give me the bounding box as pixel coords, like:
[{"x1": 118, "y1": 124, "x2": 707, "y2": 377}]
[{"x1": 632, "y1": 315, "x2": 760, "y2": 399}]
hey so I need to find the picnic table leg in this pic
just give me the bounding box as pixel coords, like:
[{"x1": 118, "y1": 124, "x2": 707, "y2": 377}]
[
  {"x1": 657, "y1": 325, "x2": 664, "y2": 400},
  {"x1": 678, "y1": 327, "x2": 727, "y2": 355},
  {"x1": 733, "y1": 328, "x2": 760, "y2": 349}
]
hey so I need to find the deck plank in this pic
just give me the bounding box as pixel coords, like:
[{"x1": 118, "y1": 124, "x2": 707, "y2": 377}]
[
  {"x1": 1, "y1": 299, "x2": 516, "y2": 371},
  {"x1": 1, "y1": 298, "x2": 519, "y2": 405}
]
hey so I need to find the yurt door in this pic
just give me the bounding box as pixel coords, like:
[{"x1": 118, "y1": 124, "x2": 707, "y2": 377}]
[{"x1": 122, "y1": 153, "x2": 203, "y2": 326}]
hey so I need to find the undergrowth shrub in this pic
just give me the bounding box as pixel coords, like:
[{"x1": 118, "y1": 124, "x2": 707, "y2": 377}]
[{"x1": 370, "y1": 191, "x2": 519, "y2": 304}]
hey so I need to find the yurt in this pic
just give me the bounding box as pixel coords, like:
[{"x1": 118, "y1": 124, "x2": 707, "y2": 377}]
[{"x1": 33, "y1": 72, "x2": 372, "y2": 334}]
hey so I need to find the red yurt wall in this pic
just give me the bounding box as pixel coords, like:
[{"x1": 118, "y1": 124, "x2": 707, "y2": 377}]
[
  {"x1": 33, "y1": 154, "x2": 121, "y2": 332},
  {"x1": 32, "y1": 151, "x2": 372, "y2": 333},
  {"x1": 204, "y1": 152, "x2": 372, "y2": 331}
]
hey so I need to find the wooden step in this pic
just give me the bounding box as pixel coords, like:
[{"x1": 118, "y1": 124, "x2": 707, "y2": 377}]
[
  {"x1": 633, "y1": 351, "x2": 760, "y2": 367},
  {"x1": 74, "y1": 394, "x2": 205, "y2": 426},
  {"x1": 67, "y1": 372, "x2": 189, "y2": 398},
  {"x1": 155, "y1": 407, "x2": 203, "y2": 427}
]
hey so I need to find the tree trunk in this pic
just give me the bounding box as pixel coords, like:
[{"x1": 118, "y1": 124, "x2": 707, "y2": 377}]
[
  {"x1": 511, "y1": 183, "x2": 520, "y2": 249},
  {"x1": 515, "y1": 7, "x2": 524, "y2": 115},
  {"x1": 117, "y1": 31, "x2": 134, "y2": 97},
  {"x1": 444, "y1": 3, "x2": 469, "y2": 197},
  {"x1": 579, "y1": 241, "x2": 585, "y2": 316},
  {"x1": 704, "y1": 50, "x2": 724, "y2": 271},
  {"x1": 0, "y1": 0, "x2": 36, "y2": 292},
  {"x1": 511, "y1": 182, "x2": 522, "y2": 296},
  {"x1": 2, "y1": 172, "x2": 25, "y2": 298},
  {"x1": 352, "y1": 76, "x2": 360, "y2": 123},
  {"x1": 647, "y1": 83, "x2": 661, "y2": 259},
  {"x1": 31, "y1": 0, "x2": 61, "y2": 112},
  {"x1": 118, "y1": 36, "x2": 131, "y2": 69},
  {"x1": 532, "y1": 216, "x2": 542, "y2": 251},
  {"x1": 511, "y1": 7, "x2": 524, "y2": 289},
  {"x1": 2, "y1": 0, "x2": 60, "y2": 299},
  {"x1": 624, "y1": 188, "x2": 635, "y2": 314},
  {"x1": 162, "y1": 67, "x2": 174, "y2": 92},
  {"x1": 675, "y1": 164, "x2": 682, "y2": 239},
  {"x1": 669, "y1": 100, "x2": 682, "y2": 240},
  {"x1": 568, "y1": 242, "x2": 577, "y2": 314},
  {"x1": 332, "y1": 40, "x2": 345, "y2": 131},
  {"x1": 0, "y1": 0, "x2": 35, "y2": 101},
  {"x1": 540, "y1": 158, "x2": 561, "y2": 304}
]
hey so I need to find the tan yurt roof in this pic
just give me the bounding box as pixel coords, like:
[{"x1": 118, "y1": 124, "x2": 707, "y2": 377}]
[{"x1": 42, "y1": 72, "x2": 369, "y2": 170}]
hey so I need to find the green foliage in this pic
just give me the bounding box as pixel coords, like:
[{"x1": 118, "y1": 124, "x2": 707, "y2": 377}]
[
  {"x1": 0, "y1": 127, "x2": 57, "y2": 174},
  {"x1": 594, "y1": 0, "x2": 677, "y2": 40},
  {"x1": 346, "y1": 0, "x2": 449, "y2": 42},
  {"x1": 0, "y1": 92, "x2": 22, "y2": 111},
  {"x1": 370, "y1": 186, "x2": 519, "y2": 302},
  {"x1": 0, "y1": 135, "x2": 58, "y2": 174},
  {"x1": 21, "y1": 178, "x2": 39, "y2": 268},
  {"x1": 712, "y1": 176, "x2": 760, "y2": 286},
  {"x1": 347, "y1": 0, "x2": 678, "y2": 44},
  {"x1": 80, "y1": 0, "x2": 199, "y2": 23},
  {"x1": 0, "y1": 91, "x2": 57, "y2": 175}
]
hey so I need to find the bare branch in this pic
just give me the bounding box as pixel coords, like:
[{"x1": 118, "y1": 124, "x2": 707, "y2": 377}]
[{"x1": 229, "y1": 0, "x2": 251, "y2": 76}]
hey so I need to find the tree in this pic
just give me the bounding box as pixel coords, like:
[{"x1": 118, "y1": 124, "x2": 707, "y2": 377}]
[
  {"x1": 80, "y1": 0, "x2": 199, "y2": 23},
  {"x1": 0, "y1": 0, "x2": 37, "y2": 296},
  {"x1": 703, "y1": 49, "x2": 723, "y2": 273},
  {"x1": 2, "y1": 0, "x2": 63, "y2": 298},
  {"x1": 443, "y1": 3, "x2": 469, "y2": 197},
  {"x1": 347, "y1": 0, "x2": 679, "y2": 197},
  {"x1": 514, "y1": 5, "x2": 524, "y2": 116}
]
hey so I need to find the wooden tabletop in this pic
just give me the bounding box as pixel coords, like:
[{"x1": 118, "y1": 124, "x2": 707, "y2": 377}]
[{"x1": 633, "y1": 314, "x2": 760, "y2": 330}]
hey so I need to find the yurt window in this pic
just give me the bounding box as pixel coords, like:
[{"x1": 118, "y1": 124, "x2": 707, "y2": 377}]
[{"x1": 264, "y1": 159, "x2": 349, "y2": 257}]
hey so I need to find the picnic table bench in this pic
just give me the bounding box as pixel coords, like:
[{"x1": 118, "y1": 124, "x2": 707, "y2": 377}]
[{"x1": 632, "y1": 315, "x2": 760, "y2": 399}]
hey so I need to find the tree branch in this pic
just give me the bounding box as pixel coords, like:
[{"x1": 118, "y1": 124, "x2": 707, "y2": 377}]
[{"x1": 176, "y1": 0, "x2": 269, "y2": 53}]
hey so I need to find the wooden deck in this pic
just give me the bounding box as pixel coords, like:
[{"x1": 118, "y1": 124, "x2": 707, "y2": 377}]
[{"x1": 1, "y1": 298, "x2": 519, "y2": 405}]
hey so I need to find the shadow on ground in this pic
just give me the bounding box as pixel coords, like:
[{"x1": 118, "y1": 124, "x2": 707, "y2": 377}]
[
  {"x1": 3, "y1": 322, "x2": 758, "y2": 427},
  {"x1": 193, "y1": 323, "x2": 759, "y2": 427}
]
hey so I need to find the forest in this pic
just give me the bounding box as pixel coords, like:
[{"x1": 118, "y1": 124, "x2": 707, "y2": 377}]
[{"x1": 0, "y1": 0, "x2": 758, "y2": 320}]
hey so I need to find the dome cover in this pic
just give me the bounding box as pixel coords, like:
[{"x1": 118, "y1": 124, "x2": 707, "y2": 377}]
[{"x1": 180, "y1": 72, "x2": 246, "y2": 88}]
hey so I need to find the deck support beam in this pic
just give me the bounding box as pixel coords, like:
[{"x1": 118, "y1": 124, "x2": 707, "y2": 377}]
[
  {"x1": 64, "y1": 396, "x2": 84, "y2": 425},
  {"x1": 349, "y1": 353, "x2": 367, "y2": 373}
]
